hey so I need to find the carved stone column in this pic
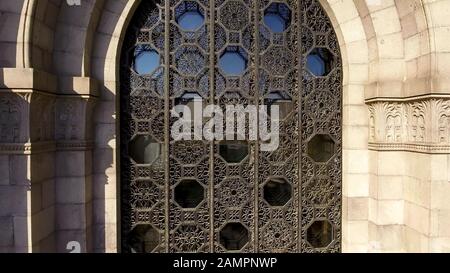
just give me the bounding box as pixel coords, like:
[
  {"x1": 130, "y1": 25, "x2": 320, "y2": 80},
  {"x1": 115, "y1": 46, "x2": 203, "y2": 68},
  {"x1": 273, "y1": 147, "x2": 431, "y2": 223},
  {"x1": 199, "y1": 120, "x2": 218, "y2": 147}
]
[
  {"x1": 367, "y1": 96, "x2": 450, "y2": 252},
  {"x1": 0, "y1": 68, "x2": 57, "y2": 252},
  {"x1": 54, "y1": 77, "x2": 98, "y2": 253}
]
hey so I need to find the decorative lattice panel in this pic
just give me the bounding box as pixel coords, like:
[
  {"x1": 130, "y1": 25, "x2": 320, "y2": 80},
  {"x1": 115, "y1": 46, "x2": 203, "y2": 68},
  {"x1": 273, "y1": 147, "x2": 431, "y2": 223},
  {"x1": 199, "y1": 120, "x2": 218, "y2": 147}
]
[{"x1": 120, "y1": 0, "x2": 342, "y2": 253}]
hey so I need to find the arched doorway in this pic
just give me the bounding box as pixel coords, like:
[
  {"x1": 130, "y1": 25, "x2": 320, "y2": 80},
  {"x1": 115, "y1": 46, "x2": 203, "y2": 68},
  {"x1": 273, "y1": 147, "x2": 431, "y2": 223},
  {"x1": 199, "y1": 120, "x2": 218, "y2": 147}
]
[{"x1": 119, "y1": 0, "x2": 342, "y2": 253}]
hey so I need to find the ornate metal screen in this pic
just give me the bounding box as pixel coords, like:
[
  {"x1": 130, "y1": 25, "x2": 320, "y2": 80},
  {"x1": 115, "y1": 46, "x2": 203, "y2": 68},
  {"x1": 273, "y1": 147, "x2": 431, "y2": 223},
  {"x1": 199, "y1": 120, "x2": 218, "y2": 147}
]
[{"x1": 120, "y1": 0, "x2": 342, "y2": 253}]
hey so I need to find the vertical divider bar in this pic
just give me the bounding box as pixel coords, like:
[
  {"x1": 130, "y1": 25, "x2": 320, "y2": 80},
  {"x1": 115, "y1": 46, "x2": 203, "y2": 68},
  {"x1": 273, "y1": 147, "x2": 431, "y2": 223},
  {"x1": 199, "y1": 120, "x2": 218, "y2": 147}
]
[
  {"x1": 297, "y1": 0, "x2": 304, "y2": 253},
  {"x1": 163, "y1": 0, "x2": 171, "y2": 253},
  {"x1": 253, "y1": 0, "x2": 260, "y2": 252},
  {"x1": 208, "y1": 0, "x2": 215, "y2": 253}
]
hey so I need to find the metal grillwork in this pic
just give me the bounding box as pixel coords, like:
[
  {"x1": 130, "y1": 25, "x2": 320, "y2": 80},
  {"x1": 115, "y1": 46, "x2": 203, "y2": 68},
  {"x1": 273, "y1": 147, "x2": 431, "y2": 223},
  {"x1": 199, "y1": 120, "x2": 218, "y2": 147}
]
[{"x1": 120, "y1": 0, "x2": 342, "y2": 253}]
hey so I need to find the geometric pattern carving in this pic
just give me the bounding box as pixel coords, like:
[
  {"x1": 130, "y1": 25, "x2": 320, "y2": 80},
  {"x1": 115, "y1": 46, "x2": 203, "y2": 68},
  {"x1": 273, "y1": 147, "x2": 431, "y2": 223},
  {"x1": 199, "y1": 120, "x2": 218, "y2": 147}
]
[
  {"x1": 219, "y1": 1, "x2": 249, "y2": 31},
  {"x1": 120, "y1": 0, "x2": 342, "y2": 253}
]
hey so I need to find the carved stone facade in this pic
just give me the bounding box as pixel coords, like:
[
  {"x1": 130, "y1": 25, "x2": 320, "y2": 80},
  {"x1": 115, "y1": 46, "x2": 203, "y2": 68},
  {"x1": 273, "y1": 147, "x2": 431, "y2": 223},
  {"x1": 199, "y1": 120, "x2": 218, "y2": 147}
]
[
  {"x1": 0, "y1": 0, "x2": 450, "y2": 253},
  {"x1": 368, "y1": 98, "x2": 450, "y2": 153}
]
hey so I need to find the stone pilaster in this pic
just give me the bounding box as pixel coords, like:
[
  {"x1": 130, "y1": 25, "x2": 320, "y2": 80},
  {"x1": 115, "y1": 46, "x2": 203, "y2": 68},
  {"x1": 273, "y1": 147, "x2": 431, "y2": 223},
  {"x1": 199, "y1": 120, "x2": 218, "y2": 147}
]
[
  {"x1": 0, "y1": 68, "x2": 57, "y2": 252},
  {"x1": 54, "y1": 77, "x2": 98, "y2": 253}
]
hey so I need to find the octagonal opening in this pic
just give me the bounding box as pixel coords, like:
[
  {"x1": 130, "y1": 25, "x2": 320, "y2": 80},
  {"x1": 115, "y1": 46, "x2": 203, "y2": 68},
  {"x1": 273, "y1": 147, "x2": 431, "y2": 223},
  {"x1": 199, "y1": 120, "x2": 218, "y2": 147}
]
[
  {"x1": 307, "y1": 134, "x2": 335, "y2": 163},
  {"x1": 263, "y1": 177, "x2": 292, "y2": 206},
  {"x1": 306, "y1": 48, "x2": 335, "y2": 77},
  {"x1": 127, "y1": 224, "x2": 160, "y2": 253},
  {"x1": 219, "y1": 223, "x2": 249, "y2": 251},
  {"x1": 128, "y1": 135, "x2": 161, "y2": 164},
  {"x1": 219, "y1": 141, "x2": 249, "y2": 163},
  {"x1": 219, "y1": 46, "x2": 248, "y2": 76},
  {"x1": 264, "y1": 2, "x2": 291, "y2": 33},
  {"x1": 175, "y1": 1, "x2": 205, "y2": 31},
  {"x1": 174, "y1": 179, "x2": 204, "y2": 208},
  {"x1": 264, "y1": 92, "x2": 293, "y2": 120},
  {"x1": 307, "y1": 220, "x2": 333, "y2": 249},
  {"x1": 133, "y1": 46, "x2": 160, "y2": 75}
]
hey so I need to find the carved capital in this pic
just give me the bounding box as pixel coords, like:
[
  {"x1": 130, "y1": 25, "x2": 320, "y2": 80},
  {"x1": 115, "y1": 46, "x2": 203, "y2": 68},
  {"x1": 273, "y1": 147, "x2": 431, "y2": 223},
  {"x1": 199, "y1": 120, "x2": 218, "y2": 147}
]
[{"x1": 368, "y1": 97, "x2": 450, "y2": 153}]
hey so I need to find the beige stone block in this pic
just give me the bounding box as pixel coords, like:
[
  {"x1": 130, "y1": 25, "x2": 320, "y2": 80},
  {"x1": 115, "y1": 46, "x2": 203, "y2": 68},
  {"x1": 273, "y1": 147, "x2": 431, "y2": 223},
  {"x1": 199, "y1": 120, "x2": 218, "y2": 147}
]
[
  {"x1": 343, "y1": 84, "x2": 366, "y2": 106},
  {"x1": 400, "y1": 13, "x2": 419, "y2": 39},
  {"x1": 430, "y1": 154, "x2": 448, "y2": 181},
  {"x1": 343, "y1": 104, "x2": 370, "y2": 126},
  {"x1": 368, "y1": 198, "x2": 378, "y2": 223},
  {"x1": 344, "y1": 149, "x2": 370, "y2": 174},
  {"x1": 403, "y1": 177, "x2": 430, "y2": 208},
  {"x1": 377, "y1": 200, "x2": 404, "y2": 225},
  {"x1": 104, "y1": 198, "x2": 117, "y2": 225},
  {"x1": 371, "y1": 6, "x2": 402, "y2": 35},
  {"x1": 404, "y1": 153, "x2": 430, "y2": 181},
  {"x1": 369, "y1": 174, "x2": 378, "y2": 199},
  {"x1": 346, "y1": 63, "x2": 369, "y2": 84},
  {"x1": 347, "y1": 197, "x2": 369, "y2": 220},
  {"x1": 378, "y1": 33, "x2": 404, "y2": 59},
  {"x1": 343, "y1": 126, "x2": 368, "y2": 150},
  {"x1": 338, "y1": 18, "x2": 366, "y2": 44},
  {"x1": 378, "y1": 175, "x2": 403, "y2": 200},
  {"x1": 376, "y1": 224, "x2": 405, "y2": 252},
  {"x1": 405, "y1": 34, "x2": 421, "y2": 61},
  {"x1": 434, "y1": 210, "x2": 450, "y2": 238},
  {"x1": 431, "y1": 180, "x2": 450, "y2": 210},
  {"x1": 430, "y1": 238, "x2": 450, "y2": 253},
  {"x1": 377, "y1": 59, "x2": 405, "y2": 81},
  {"x1": 377, "y1": 151, "x2": 405, "y2": 176},
  {"x1": 344, "y1": 173, "x2": 370, "y2": 197},
  {"x1": 104, "y1": 222, "x2": 118, "y2": 253},
  {"x1": 344, "y1": 40, "x2": 369, "y2": 64},
  {"x1": 404, "y1": 226, "x2": 429, "y2": 253},
  {"x1": 404, "y1": 201, "x2": 430, "y2": 235},
  {"x1": 343, "y1": 243, "x2": 369, "y2": 253},
  {"x1": 345, "y1": 220, "x2": 369, "y2": 245}
]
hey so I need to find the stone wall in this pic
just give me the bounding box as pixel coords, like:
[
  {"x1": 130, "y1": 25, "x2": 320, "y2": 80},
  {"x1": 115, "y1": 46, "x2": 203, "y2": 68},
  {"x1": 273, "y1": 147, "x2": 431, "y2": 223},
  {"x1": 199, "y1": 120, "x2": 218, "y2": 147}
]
[{"x1": 0, "y1": 0, "x2": 449, "y2": 253}]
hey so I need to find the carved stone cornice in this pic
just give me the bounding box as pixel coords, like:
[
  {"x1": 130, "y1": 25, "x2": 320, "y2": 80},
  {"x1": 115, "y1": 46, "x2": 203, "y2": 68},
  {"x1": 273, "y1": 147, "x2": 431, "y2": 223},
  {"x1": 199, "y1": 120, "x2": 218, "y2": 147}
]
[
  {"x1": 367, "y1": 97, "x2": 450, "y2": 154},
  {"x1": 0, "y1": 142, "x2": 56, "y2": 155},
  {"x1": 56, "y1": 140, "x2": 95, "y2": 151},
  {"x1": 0, "y1": 140, "x2": 96, "y2": 154}
]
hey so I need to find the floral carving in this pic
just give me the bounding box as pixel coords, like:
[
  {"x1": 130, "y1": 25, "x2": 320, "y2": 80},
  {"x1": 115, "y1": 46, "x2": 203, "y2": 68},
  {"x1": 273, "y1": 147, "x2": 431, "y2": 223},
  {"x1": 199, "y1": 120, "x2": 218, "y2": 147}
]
[{"x1": 368, "y1": 98, "x2": 450, "y2": 152}]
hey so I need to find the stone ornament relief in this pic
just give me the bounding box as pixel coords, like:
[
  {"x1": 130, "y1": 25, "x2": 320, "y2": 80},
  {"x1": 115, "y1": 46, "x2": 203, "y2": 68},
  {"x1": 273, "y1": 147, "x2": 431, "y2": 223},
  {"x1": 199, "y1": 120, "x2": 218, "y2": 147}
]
[
  {"x1": 368, "y1": 98, "x2": 450, "y2": 153},
  {"x1": 0, "y1": 92, "x2": 96, "y2": 154},
  {"x1": 0, "y1": 94, "x2": 22, "y2": 143}
]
